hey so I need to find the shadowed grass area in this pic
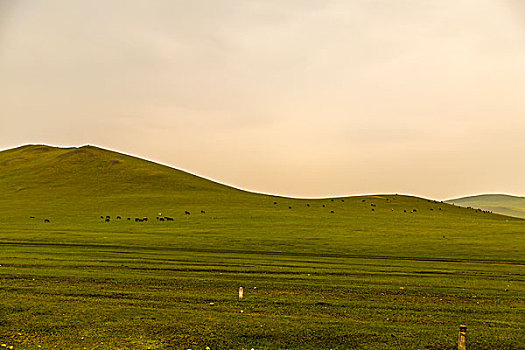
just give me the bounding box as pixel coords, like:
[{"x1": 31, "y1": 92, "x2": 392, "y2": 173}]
[{"x1": 0, "y1": 145, "x2": 523, "y2": 349}]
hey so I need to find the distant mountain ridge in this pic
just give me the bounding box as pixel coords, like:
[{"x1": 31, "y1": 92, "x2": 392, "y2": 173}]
[{"x1": 445, "y1": 194, "x2": 525, "y2": 219}]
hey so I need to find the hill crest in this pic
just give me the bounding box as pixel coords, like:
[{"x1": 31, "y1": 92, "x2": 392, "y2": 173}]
[{"x1": 1, "y1": 144, "x2": 522, "y2": 221}]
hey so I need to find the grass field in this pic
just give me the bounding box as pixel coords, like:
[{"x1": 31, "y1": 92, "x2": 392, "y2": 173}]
[{"x1": 0, "y1": 145, "x2": 524, "y2": 349}]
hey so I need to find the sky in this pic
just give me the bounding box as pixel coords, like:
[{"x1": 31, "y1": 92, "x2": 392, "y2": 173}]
[{"x1": 1, "y1": 0, "x2": 524, "y2": 200}]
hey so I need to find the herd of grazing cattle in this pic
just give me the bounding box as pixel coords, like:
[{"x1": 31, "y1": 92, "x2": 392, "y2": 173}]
[
  {"x1": 27, "y1": 198, "x2": 493, "y2": 223},
  {"x1": 272, "y1": 197, "x2": 494, "y2": 216},
  {"x1": 99, "y1": 210, "x2": 206, "y2": 223}
]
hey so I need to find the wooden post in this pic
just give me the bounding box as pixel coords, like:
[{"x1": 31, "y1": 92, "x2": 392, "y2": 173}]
[
  {"x1": 238, "y1": 287, "x2": 243, "y2": 299},
  {"x1": 458, "y1": 325, "x2": 467, "y2": 350}
]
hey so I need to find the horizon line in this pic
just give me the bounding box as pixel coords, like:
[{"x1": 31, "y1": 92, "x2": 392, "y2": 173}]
[{"x1": 2, "y1": 142, "x2": 523, "y2": 201}]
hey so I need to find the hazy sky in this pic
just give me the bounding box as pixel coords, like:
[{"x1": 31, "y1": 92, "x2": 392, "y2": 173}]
[{"x1": 1, "y1": 0, "x2": 524, "y2": 199}]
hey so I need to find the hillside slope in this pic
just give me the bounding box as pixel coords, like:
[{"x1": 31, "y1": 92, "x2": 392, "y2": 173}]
[
  {"x1": 0, "y1": 144, "x2": 254, "y2": 218},
  {"x1": 0, "y1": 144, "x2": 513, "y2": 221},
  {"x1": 446, "y1": 194, "x2": 525, "y2": 219}
]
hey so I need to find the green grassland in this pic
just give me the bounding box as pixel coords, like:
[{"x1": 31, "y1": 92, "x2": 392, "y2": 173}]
[
  {"x1": 446, "y1": 194, "x2": 525, "y2": 219},
  {"x1": 0, "y1": 145, "x2": 523, "y2": 349}
]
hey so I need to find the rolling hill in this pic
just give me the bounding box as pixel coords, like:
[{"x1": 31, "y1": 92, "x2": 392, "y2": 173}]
[
  {"x1": 0, "y1": 144, "x2": 523, "y2": 349},
  {"x1": 446, "y1": 194, "x2": 525, "y2": 219}
]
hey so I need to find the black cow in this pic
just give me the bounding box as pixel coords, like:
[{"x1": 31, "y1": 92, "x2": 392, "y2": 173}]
[
  {"x1": 127, "y1": 217, "x2": 131, "y2": 220},
  {"x1": 159, "y1": 218, "x2": 165, "y2": 221},
  {"x1": 201, "y1": 210, "x2": 205, "y2": 214},
  {"x1": 185, "y1": 211, "x2": 190, "y2": 215},
  {"x1": 30, "y1": 216, "x2": 35, "y2": 219},
  {"x1": 143, "y1": 217, "x2": 148, "y2": 222},
  {"x1": 117, "y1": 216, "x2": 122, "y2": 219},
  {"x1": 105, "y1": 218, "x2": 110, "y2": 222},
  {"x1": 322, "y1": 204, "x2": 325, "y2": 207},
  {"x1": 166, "y1": 217, "x2": 174, "y2": 221},
  {"x1": 288, "y1": 206, "x2": 292, "y2": 209},
  {"x1": 44, "y1": 219, "x2": 50, "y2": 223},
  {"x1": 306, "y1": 204, "x2": 310, "y2": 207},
  {"x1": 273, "y1": 202, "x2": 277, "y2": 205},
  {"x1": 100, "y1": 216, "x2": 104, "y2": 219},
  {"x1": 330, "y1": 210, "x2": 334, "y2": 214}
]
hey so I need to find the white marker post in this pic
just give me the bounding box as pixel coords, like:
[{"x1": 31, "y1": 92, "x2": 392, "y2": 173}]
[
  {"x1": 238, "y1": 287, "x2": 244, "y2": 299},
  {"x1": 458, "y1": 325, "x2": 467, "y2": 350}
]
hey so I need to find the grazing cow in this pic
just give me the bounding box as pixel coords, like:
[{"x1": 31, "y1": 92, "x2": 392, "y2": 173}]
[
  {"x1": 44, "y1": 219, "x2": 50, "y2": 223},
  {"x1": 413, "y1": 209, "x2": 417, "y2": 212},
  {"x1": 135, "y1": 218, "x2": 141, "y2": 222},
  {"x1": 330, "y1": 210, "x2": 334, "y2": 214},
  {"x1": 273, "y1": 202, "x2": 277, "y2": 205},
  {"x1": 105, "y1": 218, "x2": 110, "y2": 222},
  {"x1": 185, "y1": 211, "x2": 190, "y2": 215},
  {"x1": 404, "y1": 210, "x2": 407, "y2": 213},
  {"x1": 439, "y1": 208, "x2": 442, "y2": 211},
  {"x1": 117, "y1": 216, "x2": 122, "y2": 219},
  {"x1": 159, "y1": 218, "x2": 165, "y2": 221},
  {"x1": 306, "y1": 204, "x2": 310, "y2": 207},
  {"x1": 322, "y1": 204, "x2": 326, "y2": 207},
  {"x1": 362, "y1": 199, "x2": 366, "y2": 202},
  {"x1": 143, "y1": 217, "x2": 148, "y2": 222},
  {"x1": 127, "y1": 218, "x2": 131, "y2": 221},
  {"x1": 201, "y1": 210, "x2": 205, "y2": 214},
  {"x1": 30, "y1": 216, "x2": 35, "y2": 219},
  {"x1": 371, "y1": 208, "x2": 375, "y2": 211},
  {"x1": 165, "y1": 217, "x2": 174, "y2": 221},
  {"x1": 331, "y1": 199, "x2": 334, "y2": 202},
  {"x1": 288, "y1": 206, "x2": 292, "y2": 209},
  {"x1": 430, "y1": 208, "x2": 433, "y2": 211},
  {"x1": 341, "y1": 199, "x2": 344, "y2": 202},
  {"x1": 100, "y1": 216, "x2": 104, "y2": 219},
  {"x1": 106, "y1": 215, "x2": 110, "y2": 219}
]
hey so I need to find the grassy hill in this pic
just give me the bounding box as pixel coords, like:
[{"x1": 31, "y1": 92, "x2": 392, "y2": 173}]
[
  {"x1": 446, "y1": 194, "x2": 525, "y2": 219},
  {"x1": 0, "y1": 145, "x2": 523, "y2": 349}
]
